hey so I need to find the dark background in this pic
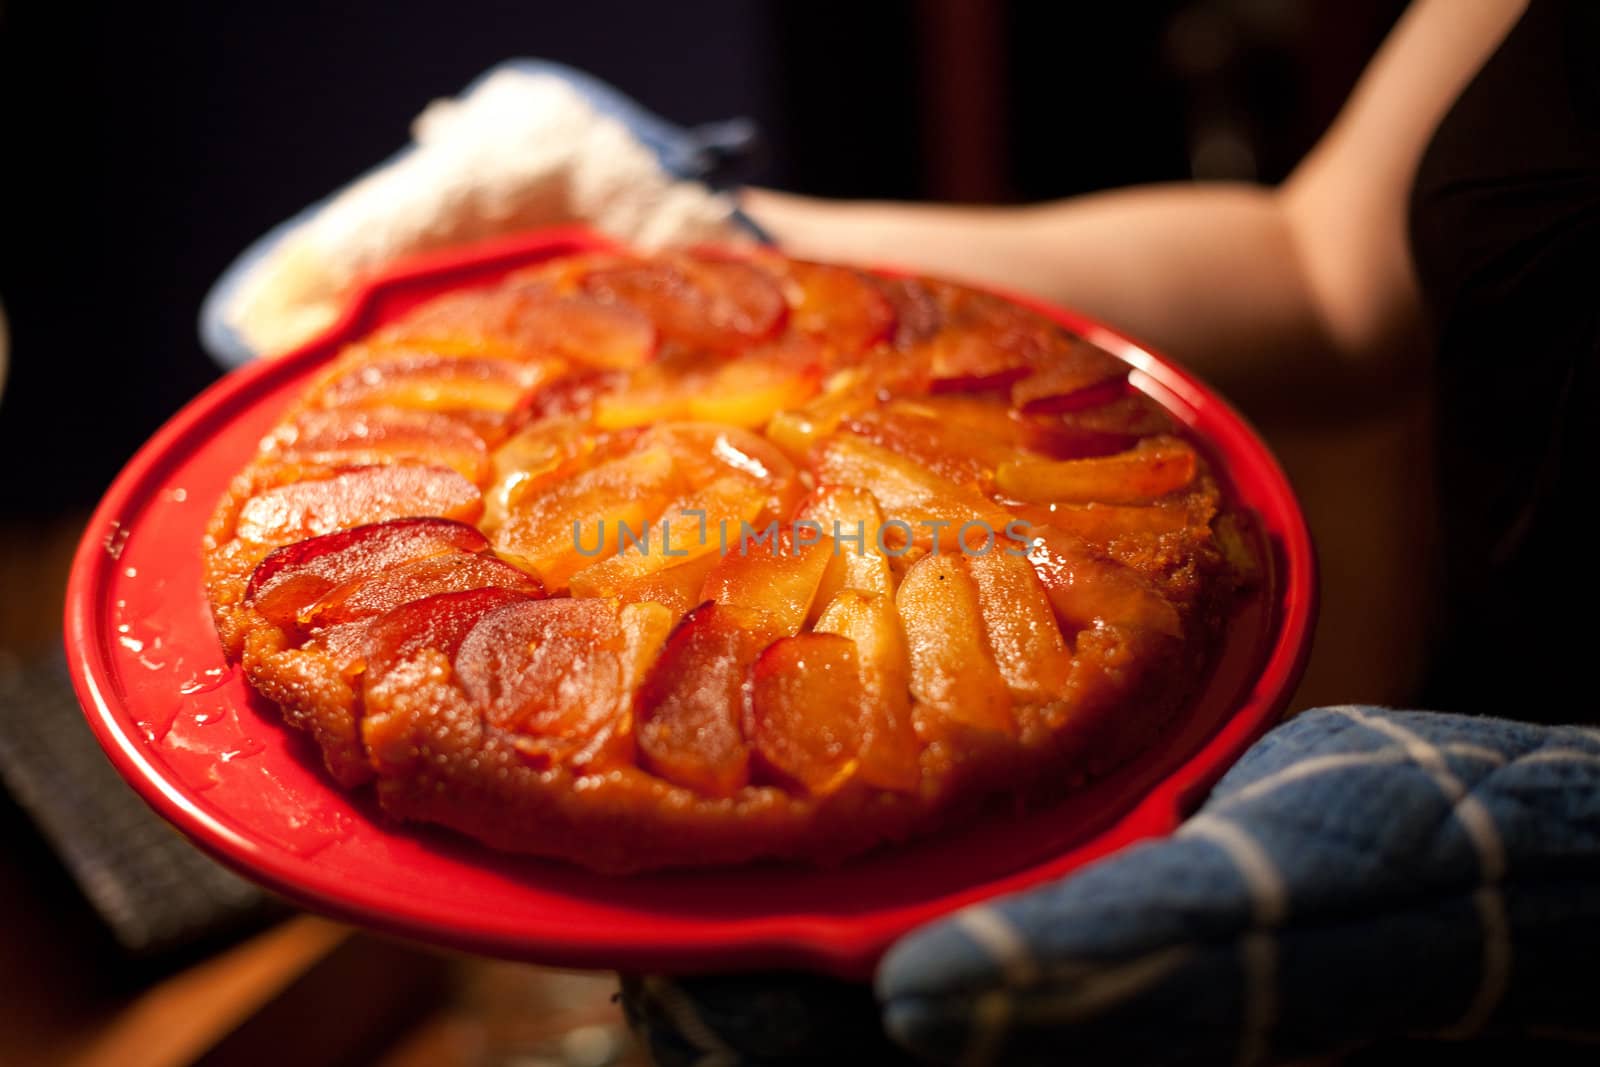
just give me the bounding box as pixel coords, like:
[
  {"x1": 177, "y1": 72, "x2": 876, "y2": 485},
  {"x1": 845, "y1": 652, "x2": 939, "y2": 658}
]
[
  {"x1": 0, "y1": 4, "x2": 1434, "y2": 1058},
  {"x1": 0, "y1": 0, "x2": 1402, "y2": 514}
]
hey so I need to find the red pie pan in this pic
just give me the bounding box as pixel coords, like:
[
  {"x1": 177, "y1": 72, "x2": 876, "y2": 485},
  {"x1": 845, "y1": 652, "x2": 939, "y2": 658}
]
[{"x1": 65, "y1": 226, "x2": 1316, "y2": 979}]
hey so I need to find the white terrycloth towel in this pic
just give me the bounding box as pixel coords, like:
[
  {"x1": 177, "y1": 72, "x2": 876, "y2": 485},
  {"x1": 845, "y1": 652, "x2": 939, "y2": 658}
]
[{"x1": 206, "y1": 61, "x2": 754, "y2": 362}]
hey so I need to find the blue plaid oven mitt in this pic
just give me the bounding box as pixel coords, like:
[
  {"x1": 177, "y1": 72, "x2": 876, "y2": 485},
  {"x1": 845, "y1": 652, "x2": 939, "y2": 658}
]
[{"x1": 625, "y1": 707, "x2": 1600, "y2": 1065}]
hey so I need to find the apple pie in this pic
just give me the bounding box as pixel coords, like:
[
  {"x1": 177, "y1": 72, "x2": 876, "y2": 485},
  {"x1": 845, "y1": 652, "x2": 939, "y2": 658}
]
[{"x1": 204, "y1": 246, "x2": 1249, "y2": 873}]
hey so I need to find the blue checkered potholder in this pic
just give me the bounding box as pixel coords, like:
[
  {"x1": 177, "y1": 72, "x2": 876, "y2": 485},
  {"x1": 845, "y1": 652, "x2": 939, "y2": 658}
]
[{"x1": 630, "y1": 707, "x2": 1600, "y2": 1065}]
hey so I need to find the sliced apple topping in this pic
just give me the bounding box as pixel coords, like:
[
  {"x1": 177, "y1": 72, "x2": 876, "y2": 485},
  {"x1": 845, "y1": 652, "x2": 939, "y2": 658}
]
[
  {"x1": 810, "y1": 435, "x2": 1013, "y2": 551},
  {"x1": 924, "y1": 331, "x2": 1034, "y2": 394},
  {"x1": 909, "y1": 283, "x2": 1075, "y2": 392},
  {"x1": 594, "y1": 345, "x2": 822, "y2": 431},
  {"x1": 483, "y1": 416, "x2": 607, "y2": 529},
  {"x1": 582, "y1": 254, "x2": 786, "y2": 351},
  {"x1": 996, "y1": 437, "x2": 1198, "y2": 505},
  {"x1": 966, "y1": 547, "x2": 1075, "y2": 703},
  {"x1": 1021, "y1": 394, "x2": 1177, "y2": 460},
  {"x1": 302, "y1": 552, "x2": 541, "y2": 634},
  {"x1": 700, "y1": 526, "x2": 836, "y2": 636},
  {"x1": 262, "y1": 409, "x2": 492, "y2": 485},
  {"x1": 745, "y1": 633, "x2": 865, "y2": 794},
  {"x1": 373, "y1": 286, "x2": 549, "y2": 360},
  {"x1": 235, "y1": 464, "x2": 482, "y2": 545},
  {"x1": 1008, "y1": 339, "x2": 1127, "y2": 413},
  {"x1": 315, "y1": 351, "x2": 560, "y2": 416},
  {"x1": 218, "y1": 245, "x2": 1242, "y2": 820},
  {"x1": 246, "y1": 517, "x2": 490, "y2": 629},
  {"x1": 766, "y1": 367, "x2": 878, "y2": 462},
  {"x1": 841, "y1": 406, "x2": 1016, "y2": 488},
  {"x1": 869, "y1": 276, "x2": 944, "y2": 347},
  {"x1": 1023, "y1": 526, "x2": 1183, "y2": 638},
  {"x1": 813, "y1": 589, "x2": 920, "y2": 791},
  {"x1": 895, "y1": 553, "x2": 1015, "y2": 737},
  {"x1": 640, "y1": 422, "x2": 800, "y2": 519},
  {"x1": 453, "y1": 598, "x2": 630, "y2": 745},
  {"x1": 571, "y1": 551, "x2": 718, "y2": 618},
  {"x1": 361, "y1": 586, "x2": 536, "y2": 679},
  {"x1": 635, "y1": 602, "x2": 767, "y2": 796},
  {"x1": 770, "y1": 258, "x2": 896, "y2": 353},
  {"x1": 687, "y1": 348, "x2": 823, "y2": 429},
  {"x1": 510, "y1": 297, "x2": 657, "y2": 369},
  {"x1": 514, "y1": 368, "x2": 627, "y2": 423},
  {"x1": 565, "y1": 476, "x2": 767, "y2": 596},
  {"x1": 494, "y1": 446, "x2": 685, "y2": 592},
  {"x1": 797, "y1": 486, "x2": 894, "y2": 596}
]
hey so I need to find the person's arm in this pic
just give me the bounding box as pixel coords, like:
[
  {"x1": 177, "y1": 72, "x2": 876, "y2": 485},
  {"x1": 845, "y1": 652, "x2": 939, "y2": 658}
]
[{"x1": 742, "y1": 0, "x2": 1526, "y2": 408}]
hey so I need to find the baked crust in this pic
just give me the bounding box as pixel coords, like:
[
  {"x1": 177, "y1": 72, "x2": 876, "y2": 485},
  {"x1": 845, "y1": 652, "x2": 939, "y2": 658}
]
[{"x1": 204, "y1": 247, "x2": 1243, "y2": 873}]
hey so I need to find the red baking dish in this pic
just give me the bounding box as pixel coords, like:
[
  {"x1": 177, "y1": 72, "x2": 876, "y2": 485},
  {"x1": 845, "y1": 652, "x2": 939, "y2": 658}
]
[{"x1": 64, "y1": 226, "x2": 1316, "y2": 979}]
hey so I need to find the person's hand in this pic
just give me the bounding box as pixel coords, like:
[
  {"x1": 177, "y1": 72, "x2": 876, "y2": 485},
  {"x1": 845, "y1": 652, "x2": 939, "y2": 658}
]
[{"x1": 622, "y1": 707, "x2": 1600, "y2": 1065}]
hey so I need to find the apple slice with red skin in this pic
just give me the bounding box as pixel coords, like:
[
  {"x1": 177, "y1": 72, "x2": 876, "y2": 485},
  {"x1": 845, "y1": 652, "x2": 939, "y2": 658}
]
[
  {"x1": 582, "y1": 254, "x2": 786, "y2": 351},
  {"x1": 699, "y1": 526, "x2": 836, "y2": 636},
  {"x1": 966, "y1": 546, "x2": 1075, "y2": 703},
  {"x1": 914, "y1": 282, "x2": 1076, "y2": 391},
  {"x1": 635, "y1": 602, "x2": 770, "y2": 796},
  {"x1": 234, "y1": 464, "x2": 482, "y2": 545},
  {"x1": 263, "y1": 409, "x2": 491, "y2": 485},
  {"x1": 1022, "y1": 526, "x2": 1183, "y2": 639},
  {"x1": 744, "y1": 633, "x2": 866, "y2": 795},
  {"x1": 361, "y1": 586, "x2": 537, "y2": 680},
  {"x1": 895, "y1": 553, "x2": 1015, "y2": 737},
  {"x1": 813, "y1": 589, "x2": 920, "y2": 791},
  {"x1": 868, "y1": 276, "x2": 943, "y2": 348},
  {"x1": 924, "y1": 331, "x2": 1034, "y2": 394},
  {"x1": 452, "y1": 598, "x2": 630, "y2": 741},
  {"x1": 513, "y1": 368, "x2": 628, "y2": 424},
  {"x1": 885, "y1": 393, "x2": 1137, "y2": 465},
  {"x1": 375, "y1": 287, "x2": 656, "y2": 367},
  {"x1": 1009, "y1": 340, "x2": 1128, "y2": 414},
  {"x1": 301, "y1": 552, "x2": 541, "y2": 635},
  {"x1": 996, "y1": 437, "x2": 1198, "y2": 505},
  {"x1": 1021, "y1": 394, "x2": 1177, "y2": 459},
  {"x1": 508, "y1": 297, "x2": 657, "y2": 369},
  {"x1": 245, "y1": 516, "x2": 488, "y2": 622},
  {"x1": 373, "y1": 286, "x2": 550, "y2": 360}
]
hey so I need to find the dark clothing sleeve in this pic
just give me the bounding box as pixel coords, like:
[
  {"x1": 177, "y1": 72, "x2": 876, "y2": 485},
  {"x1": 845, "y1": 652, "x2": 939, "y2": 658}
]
[{"x1": 1407, "y1": 0, "x2": 1600, "y2": 718}]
